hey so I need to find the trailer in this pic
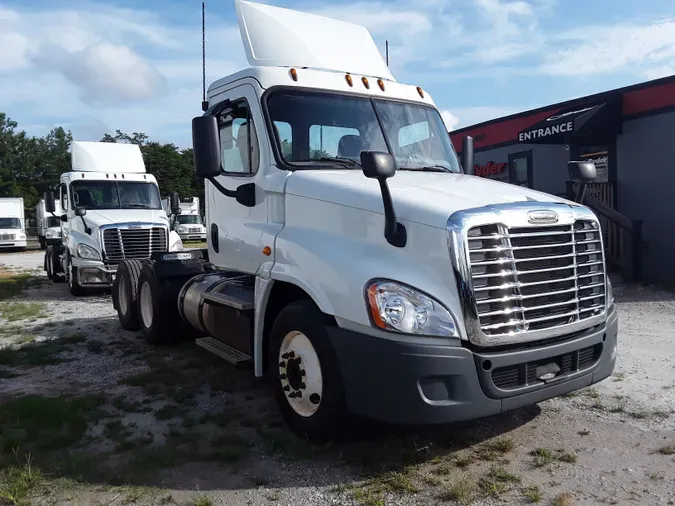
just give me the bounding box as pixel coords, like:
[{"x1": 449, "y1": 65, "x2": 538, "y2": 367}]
[
  {"x1": 111, "y1": 0, "x2": 618, "y2": 443},
  {"x1": 0, "y1": 198, "x2": 27, "y2": 251}
]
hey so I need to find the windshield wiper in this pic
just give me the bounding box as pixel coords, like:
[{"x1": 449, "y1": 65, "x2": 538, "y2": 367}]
[
  {"x1": 123, "y1": 204, "x2": 154, "y2": 209},
  {"x1": 399, "y1": 165, "x2": 452, "y2": 173},
  {"x1": 296, "y1": 157, "x2": 361, "y2": 169}
]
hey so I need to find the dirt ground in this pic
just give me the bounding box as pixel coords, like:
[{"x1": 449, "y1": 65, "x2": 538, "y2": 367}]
[{"x1": 0, "y1": 251, "x2": 674, "y2": 506}]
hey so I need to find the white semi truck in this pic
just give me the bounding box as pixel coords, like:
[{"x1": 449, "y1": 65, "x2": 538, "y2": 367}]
[
  {"x1": 111, "y1": 0, "x2": 618, "y2": 443},
  {"x1": 43, "y1": 141, "x2": 184, "y2": 296},
  {"x1": 0, "y1": 198, "x2": 27, "y2": 251},
  {"x1": 162, "y1": 196, "x2": 207, "y2": 242},
  {"x1": 36, "y1": 198, "x2": 62, "y2": 249}
]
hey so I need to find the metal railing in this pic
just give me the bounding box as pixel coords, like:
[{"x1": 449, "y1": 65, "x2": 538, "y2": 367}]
[{"x1": 566, "y1": 181, "x2": 644, "y2": 282}]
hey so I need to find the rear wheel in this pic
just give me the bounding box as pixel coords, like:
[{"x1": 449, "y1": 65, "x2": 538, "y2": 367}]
[
  {"x1": 268, "y1": 300, "x2": 347, "y2": 444},
  {"x1": 136, "y1": 265, "x2": 191, "y2": 345},
  {"x1": 50, "y1": 248, "x2": 64, "y2": 283},
  {"x1": 113, "y1": 260, "x2": 146, "y2": 330}
]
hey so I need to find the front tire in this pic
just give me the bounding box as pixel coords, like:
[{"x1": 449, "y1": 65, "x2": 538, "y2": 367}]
[
  {"x1": 66, "y1": 254, "x2": 86, "y2": 296},
  {"x1": 113, "y1": 260, "x2": 146, "y2": 330},
  {"x1": 268, "y1": 300, "x2": 347, "y2": 444}
]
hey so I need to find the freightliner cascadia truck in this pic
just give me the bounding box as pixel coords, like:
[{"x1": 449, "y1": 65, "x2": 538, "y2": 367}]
[
  {"x1": 43, "y1": 141, "x2": 184, "y2": 296},
  {"x1": 111, "y1": 0, "x2": 618, "y2": 442}
]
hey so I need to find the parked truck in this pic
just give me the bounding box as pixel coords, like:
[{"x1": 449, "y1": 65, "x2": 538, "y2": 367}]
[
  {"x1": 162, "y1": 196, "x2": 207, "y2": 242},
  {"x1": 36, "y1": 198, "x2": 62, "y2": 249},
  {"x1": 43, "y1": 141, "x2": 184, "y2": 296},
  {"x1": 111, "y1": 0, "x2": 618, "y2": 443},
  {"x1": 0, "y1": 198, "x2": 27, "y2": 251}
]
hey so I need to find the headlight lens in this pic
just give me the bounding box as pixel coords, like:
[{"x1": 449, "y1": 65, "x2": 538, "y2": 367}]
[
  {"x1": 46, "y1": 230, "x2": 55, "y2": 238},
  {"x1": 175, "y1": 225, "x2": 187, "y2": 232},
  {"x1": 607, "y1": 277, "x2": 614, "y2": 307},
  {"x1": 366, "y1": 280, "x2": 459, "y2": 337},
  {"x1": 76, "y1": 243, "x2": 101, "y2": 260},
  {"x1": 169, "y1": 239, "x2": 184, "y2": 251}
]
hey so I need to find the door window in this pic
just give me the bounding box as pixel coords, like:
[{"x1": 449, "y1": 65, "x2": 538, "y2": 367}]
[{"x1": 218, "y1": 101, "x2": 260, "y2": 174}]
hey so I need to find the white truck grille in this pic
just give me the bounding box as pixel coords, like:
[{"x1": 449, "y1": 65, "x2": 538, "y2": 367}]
[
  {"x1": 0, "y1": 234, "x2": 15, "y2": 241},
  {"x1": 102, "y1": 227, "x2": 167, "y2": 263},
  {"x1": 467, "y1": 220, "x2": 606, "y2": 337}
]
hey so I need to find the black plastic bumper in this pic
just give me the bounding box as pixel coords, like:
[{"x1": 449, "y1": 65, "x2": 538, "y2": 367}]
[{"x1": 328, "y1": 306, "x2": 618, "y2": 426}]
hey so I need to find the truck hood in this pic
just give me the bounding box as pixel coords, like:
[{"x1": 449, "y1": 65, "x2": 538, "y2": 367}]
[
  {"x1": 286, "y1": 170, "x2": 574, "y2": 229},
  {"x1": 82, "y1": 209, "x2": 169, "y2": 229}
]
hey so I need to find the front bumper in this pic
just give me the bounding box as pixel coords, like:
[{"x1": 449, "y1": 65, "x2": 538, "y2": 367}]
[
  {"x1": 71, "y1": 257, "x2": 117, "y2": 286},
  {"x1": 329, "y1": 306, "x2": 618, "y2": 426},
  {"x1": 177, "y1": 232, "x2": 206, "y2": 242},
  {"x1": 0, "y1": 239, "x2": 27, "y2": 249}
]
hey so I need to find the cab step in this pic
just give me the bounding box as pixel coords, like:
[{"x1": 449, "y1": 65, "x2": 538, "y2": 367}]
[
  {"x1": 196, "y1": 336, "x2": 253, "y2": 367},
  {"x1": 201, "y1": 276, "x2": 254, "y2": 311}
]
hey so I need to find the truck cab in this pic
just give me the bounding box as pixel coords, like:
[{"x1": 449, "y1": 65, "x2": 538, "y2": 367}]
[
  {"x1": 0, "y1": 198, "x2": 27, "y2": 251},
  {"x1": 163, "y1": 196, "x2": 207, "y2": 242},
  {"x1": 111, "y1": 0, "x2": 618, "y2": 443},
  {"x1": 36, "y1": 198, "x2": 62, "y2": 249},
  {"x1": 44, "y1": 141, "x2": 184, "y2": 295}
]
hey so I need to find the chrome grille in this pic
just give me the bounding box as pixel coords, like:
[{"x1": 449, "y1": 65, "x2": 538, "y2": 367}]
[
  {"x1": 102, "y1": 227, "x2": 167, "y2": 263},
  {"x1": 467, "y1": 219, "x2": 606, "y2": 338}
]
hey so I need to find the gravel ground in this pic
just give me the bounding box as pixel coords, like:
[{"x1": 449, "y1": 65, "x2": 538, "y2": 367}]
[{"x1": 0, "y1": 251, "x2": 674, "y2": 506}]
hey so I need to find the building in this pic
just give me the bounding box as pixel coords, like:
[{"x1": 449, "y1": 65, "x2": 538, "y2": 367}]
[{"x1": 449, "y1": 74, "x2": 675, "y2": 285}]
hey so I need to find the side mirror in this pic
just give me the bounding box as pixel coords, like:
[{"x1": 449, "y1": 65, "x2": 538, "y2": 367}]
[
  {"x1": 360, "y1": 151, "x2": 396, "y2": 180},
  {"x1": 169, "y1": 192, "x2": 181, "y2": 216},
  {"x1": 567, "y1": 161, "x2": 597, "y2": 204},
  {"x1": 568, "y1": 161, "x2": 597, "y2": 183},
  {"x1": 75, "y1": 207, "x2": 87, "y2": 217},
  {"x1": 359, "y1": 151, "x2": 406, "y2": 248},
  {"x1": 461, "y1": 136, "x2": 474, "y2": 175},
  {"x1": 44, "y1": 191, "x2": 56, "y2": 213},
  {"x1": 192, "y1": 115, "x2": 222, "y2": 179}
]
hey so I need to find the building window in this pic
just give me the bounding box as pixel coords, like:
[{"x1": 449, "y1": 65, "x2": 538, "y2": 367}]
[{"x1": 508, "y1": 150, "x2": 533, "y2": 188}]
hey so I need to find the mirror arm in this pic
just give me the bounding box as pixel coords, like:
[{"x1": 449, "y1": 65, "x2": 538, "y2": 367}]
[
  {"x1": 80, "y1": 216, "x2": 92, "y2": 235},
  {"x1": 575, "y1": 183, "x2": 588, "y2": 204},
  {"x1": 207, "y1": 177, "x2": 255, "y2": 208},
  {"x1": 378, "y1": 180, "x2": 406, "y2": 248}
]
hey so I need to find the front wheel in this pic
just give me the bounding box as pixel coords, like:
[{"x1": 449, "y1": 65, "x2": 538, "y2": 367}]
[
  {"x1": 66, "y1": 254, "x2": 86, "y2": 296},
  {"x1": 268, "y1": 300, "x2": 347, "y2": 444}
]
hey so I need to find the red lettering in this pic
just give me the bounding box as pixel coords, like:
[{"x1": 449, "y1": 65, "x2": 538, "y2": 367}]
[{"x1": 474, "y1": 161, "x2": 506, "y2": 177}]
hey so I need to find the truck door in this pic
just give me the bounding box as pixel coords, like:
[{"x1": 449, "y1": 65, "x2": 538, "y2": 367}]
[
  {"x1": 59, "y1": 181, "x2": 70, "y2": 246},
  {"x1": 207, "y1": 83, "x2": 269, "y2": 274}
]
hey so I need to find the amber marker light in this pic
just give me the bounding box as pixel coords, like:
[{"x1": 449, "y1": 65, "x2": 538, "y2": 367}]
[
  {"x1": 289, "y1": 68, "x2": 298, "y2": 81},
  {"x1": 262, "y1": 246, "x2": 272, "y2": 256},
  {"x1": 362, "y1": 76, "x2": 370, "y2": 89},
  {"x1": 345, "y1": 74, "x2": 353, "y2": 87},
  {"x1": 416, "y1": 86, "x2": 424, "y2": 98},
  {"x1": 377, "y1": 79, "x2": 385, "y2": 91},
  {"x1": 367, "y1": 284, "x2": 387, "y2": 330}
]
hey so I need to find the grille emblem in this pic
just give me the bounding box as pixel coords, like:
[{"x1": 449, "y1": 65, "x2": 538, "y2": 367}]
[
  {"x1": 527, "y1": 210, "x2": 558, "y2": 224},
  {"x1": 539, "y1": 372, "x2": 556, "y2": 380}
]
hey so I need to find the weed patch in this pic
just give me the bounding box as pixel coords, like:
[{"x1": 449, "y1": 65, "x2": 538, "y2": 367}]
[{"x1": 0, "y1": 301, "x2": 47, "y2": 322}]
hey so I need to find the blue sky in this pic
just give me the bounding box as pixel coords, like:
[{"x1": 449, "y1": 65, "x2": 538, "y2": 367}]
[{"x1": 1, "y1": 0, "x2": 674, "y2": 148}]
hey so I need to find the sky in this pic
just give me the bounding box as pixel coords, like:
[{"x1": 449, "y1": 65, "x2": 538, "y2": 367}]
[{"x1": 1, "y1": 0, "x2": 674, "y2": 149}]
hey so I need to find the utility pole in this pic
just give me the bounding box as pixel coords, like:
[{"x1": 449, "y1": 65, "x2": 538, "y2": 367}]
[{"x1": 385, "y1": 40, "x2": 389, "y2": 66}]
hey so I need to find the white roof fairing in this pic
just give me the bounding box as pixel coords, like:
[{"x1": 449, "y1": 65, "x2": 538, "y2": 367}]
[
  {"x1": 234, "y1": 0, "x2": 395, "y2": 82},
  {"x1": 70, "y1": 141, "x2": 147, "y2": 173}
]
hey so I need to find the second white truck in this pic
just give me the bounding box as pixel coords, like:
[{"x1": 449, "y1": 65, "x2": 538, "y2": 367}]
[
  {"x1": 0, "y1": 198, "x2": 27, "y2": 251},
  {"x1": 162, "y1": 196, "x2": 207, "y2": 242},
  {"x1": 43, "y1": 141, "x2": 184, "y2": 295},
  {"x1": 36, "y1": 198, "x2": 62, "y2": 249}
]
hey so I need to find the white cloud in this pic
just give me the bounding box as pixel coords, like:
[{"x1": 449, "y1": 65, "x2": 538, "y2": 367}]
[
  {"x1": 440, "y1": 110, "x2": 460, "y2": 131},
  {"x1": 540, "y1": 19, "x2": 675, "y2": 76}
]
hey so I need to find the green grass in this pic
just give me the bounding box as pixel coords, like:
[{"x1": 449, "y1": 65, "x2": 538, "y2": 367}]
[
  {"x1": 193, "y1": 494, "x2": 213, "y2": 506},
  {"x1": 522, "y1": 484, "x2": 543, "y2": 503},
  {"x1": 0, "y1": 394, "x2": 105, "y2": 453},
  {"x1": 530, "y1": 448, "x2": 555, "y2": 467},
  {"x1": 0, "y1": 301, "x2": 47, "y2": 322},
  {"x1": 436, "y1": 479, "x2": 476, "y2": 505},
  {"x1": 656, "y1": 444, "x2": 675, "y2": 455},
  {"x1": 0, "y1": 335, "x2": 88, "y2": 368},
  {"x1": 0, "y1": 269, "x2": 41, "y2": 301},
  {"x1": 478, "y1": 466, "x2": 521, "y2": 498},
  {"x1": 0, "y1": 455, "x2": 44, "y2": 506}
]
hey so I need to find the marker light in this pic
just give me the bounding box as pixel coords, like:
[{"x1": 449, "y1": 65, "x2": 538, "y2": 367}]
[
  {"x1": 377, "y1": 79, "x2": 385, "y2": 91},
  {"x1": 289, "y1": 68, "x2": 298, "y2": 81},
  {"x1": 417, "y1": 86, "x2": 424, "y2": 98},
  {"x1": 362, "y1": 77, "x2": 370, "y2": 89},
  {"x1": 345, "y1": 74, "x2": 353, "y2": 87}
]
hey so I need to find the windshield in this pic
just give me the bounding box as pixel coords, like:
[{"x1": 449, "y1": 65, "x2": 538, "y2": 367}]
[
  {"x1": 0, "y1": 218, "x2": 21, "y2": 229},
  {"x1": 266, "y1": 90, "x2": 461, "y2": 173},
  {"x1": 176, "y1": 215, "x2": 202, "y2": 225},
  {"x1": 47, "y1": 216, "x2": 61, "y2": 228},
  {"x1": 70, "y1": 181, "x2": 161, "y2": 210}
]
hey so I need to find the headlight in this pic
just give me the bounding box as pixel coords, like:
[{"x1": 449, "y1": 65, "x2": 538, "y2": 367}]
[
  {"x1": 366, "y1": 280, "x2": 459, "y2": 337},
  {"x1": 175, "y1": 225, "x2": 187, "y2": 232},
  {"x1": 169, "y1": 238, "x2": 184, "y2": 251},
  {"x1": 18, "y1": 233, "x2": 26, "y2": 239},
  {"x1": 607, "y1": 277, "x2": 614, "y2": 307},
  {"x1": 76, "y1": 243, "x2": 101, "y2": 260},
  {"x1": 46, "y1": 230, "x2": 56, "y2": 238}
]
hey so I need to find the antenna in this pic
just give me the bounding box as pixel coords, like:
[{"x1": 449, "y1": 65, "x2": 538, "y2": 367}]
[
  {"x1": 201, "y1": 2, "x2": 208, "y2": 112},
  {"x1": 385, "y1": 40, "x2": 389, "y2": 66}
]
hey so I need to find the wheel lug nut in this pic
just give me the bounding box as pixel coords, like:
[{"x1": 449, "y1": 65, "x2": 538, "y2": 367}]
[
  {"x1": 299, "y1": 382, "x2": 306, "y2": 389},
  {"x1": 283, "y1": 385, "x2": 290, "y2": 392},
  {"x1": 279, "y1": 374, "x2": 286, "y2": 380},
  {"x1": 300, "y1": 370, "x2": 306, "y2": 376},
  {"x1": 279, "y1": 361, "x2": 285, "y2": 367}
]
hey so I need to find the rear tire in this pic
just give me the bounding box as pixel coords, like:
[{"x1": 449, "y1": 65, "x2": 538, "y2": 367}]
[
  {"x1": 50, "y1": 248, "x2": 64, "y2": 283},
  {"x1": 39, "y1": 237, "x2": 46, "y2": 250},
  {"x1": 136, "y1": 265, "x2": 190, "y2": 345},
  {"x1": 268, "y1": 300, "x2": 347, "y2": 444},
  {"x1": 113, "y1": 260, "x2": 146, "y2": 330}
]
